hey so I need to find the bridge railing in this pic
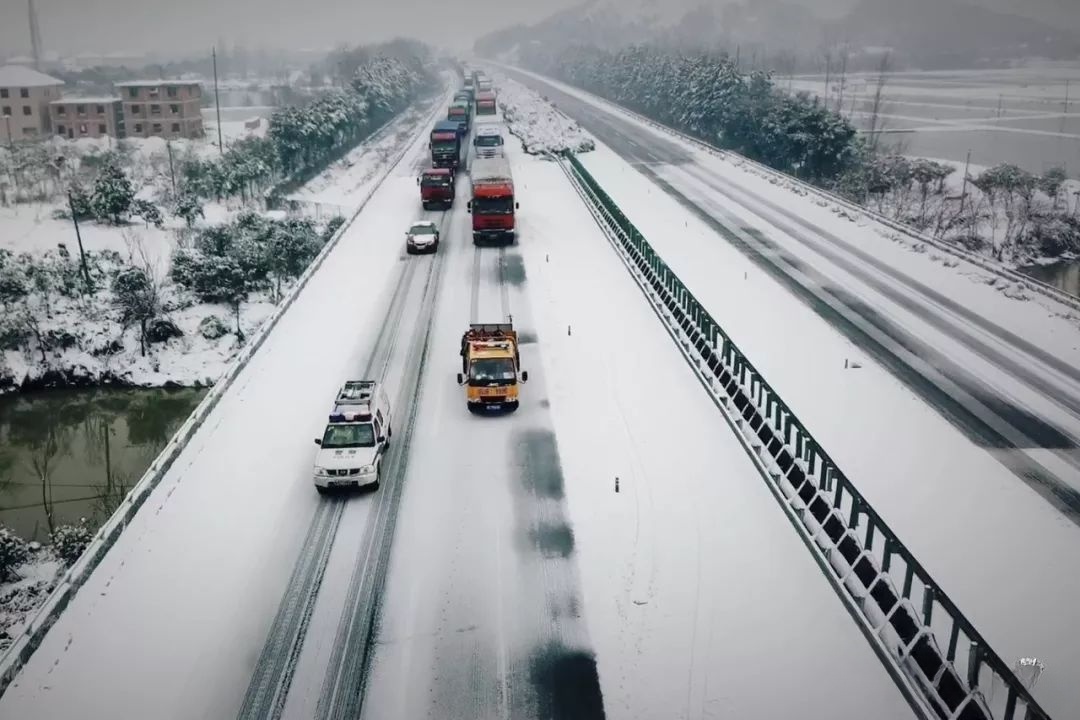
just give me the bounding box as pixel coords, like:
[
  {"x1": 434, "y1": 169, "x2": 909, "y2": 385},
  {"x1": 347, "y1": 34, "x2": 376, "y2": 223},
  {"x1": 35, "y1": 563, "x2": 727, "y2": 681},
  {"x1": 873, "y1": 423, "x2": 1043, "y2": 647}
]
[{"x1": 559, "y1": 149, "x2": 1052, "y2": 720}]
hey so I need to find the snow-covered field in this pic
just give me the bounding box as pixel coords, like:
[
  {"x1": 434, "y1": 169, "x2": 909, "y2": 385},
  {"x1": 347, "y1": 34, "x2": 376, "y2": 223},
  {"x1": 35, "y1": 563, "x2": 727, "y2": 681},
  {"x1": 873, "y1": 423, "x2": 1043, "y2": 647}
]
[
  {"x1": 489, "y1": 72, "x2": 595, "y2": 156},
  {"x1": 0, "y1": 99, "x2": 430, "y2": 395},
  {"x1": 0, "y1": 105, "x2": 912, "y2": 720},
  {"x1": 789, "y1": 63, "x2": 1080, "y2": 176}
]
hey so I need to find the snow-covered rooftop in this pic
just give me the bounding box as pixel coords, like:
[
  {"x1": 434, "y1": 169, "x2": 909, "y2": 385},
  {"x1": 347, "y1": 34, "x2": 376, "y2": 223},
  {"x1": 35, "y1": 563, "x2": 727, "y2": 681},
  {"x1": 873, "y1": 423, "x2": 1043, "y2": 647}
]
[
  {"x1": 113, "y1": 79, "x2": 203, "y2": 88},
  {"x1": 50, "y1": 96, "x2": 121, "y2": 105},
  {"x1": 0, "y1": 64, "x2": 64, "y2": 88}
]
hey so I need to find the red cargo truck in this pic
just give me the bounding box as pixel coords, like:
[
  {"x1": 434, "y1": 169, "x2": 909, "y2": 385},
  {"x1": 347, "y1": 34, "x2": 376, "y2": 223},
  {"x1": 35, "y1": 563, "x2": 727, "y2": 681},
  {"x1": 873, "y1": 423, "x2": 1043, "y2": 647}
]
[
  {"x1": 419, "y1": 168, "x2": 455, "y2": 210},
  {"x1": 468, "y1": 156, "x2": 517, "y2": 245}
]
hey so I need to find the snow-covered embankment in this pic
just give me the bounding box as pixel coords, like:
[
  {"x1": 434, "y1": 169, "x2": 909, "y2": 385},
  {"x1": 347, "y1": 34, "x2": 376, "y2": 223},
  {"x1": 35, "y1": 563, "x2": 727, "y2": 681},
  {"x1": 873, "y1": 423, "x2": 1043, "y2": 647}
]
[{"x1": 493, "y1": 74, "x2": 595, "y2": 156}]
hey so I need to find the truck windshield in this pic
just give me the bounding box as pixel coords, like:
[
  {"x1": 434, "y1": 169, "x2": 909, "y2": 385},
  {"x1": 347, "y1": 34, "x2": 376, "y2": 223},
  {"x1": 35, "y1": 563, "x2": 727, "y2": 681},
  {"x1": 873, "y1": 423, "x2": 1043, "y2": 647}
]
[
  {"x1": 475, "y1": 136, "x2": 503, "y2": 147},
  {"x1": 469, "y1": 358, "x2": 516, "y2": 383},
  {"x1": 432, "y1": 141, "x2": 457, "y2": 153},
  {"x1": 421, "y1": 177, "x2": 451, "y2": 188},
  {"x1": 321, "y1": 423, "x2": 375, "y2": 449},
  {"x1": 473, "y1": 196, "x2": 514, "y2": 214}
]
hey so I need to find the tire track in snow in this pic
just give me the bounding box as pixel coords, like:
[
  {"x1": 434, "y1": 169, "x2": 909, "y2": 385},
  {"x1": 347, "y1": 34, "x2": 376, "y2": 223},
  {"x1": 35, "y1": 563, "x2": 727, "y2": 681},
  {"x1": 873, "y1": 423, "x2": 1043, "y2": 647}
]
[
  {"x1": 237, "y1": 202, "x2": 445, "y2": 720},
  {"x1": 314, "y1": 205, "x2": 455, "y2": 720}
]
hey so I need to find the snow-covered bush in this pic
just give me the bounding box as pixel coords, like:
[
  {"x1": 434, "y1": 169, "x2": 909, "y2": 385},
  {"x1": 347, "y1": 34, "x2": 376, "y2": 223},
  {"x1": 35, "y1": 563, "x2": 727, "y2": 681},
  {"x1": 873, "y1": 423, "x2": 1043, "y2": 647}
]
[
  {"x1": 131, "y1": 199, "x2": 164, "y2": 229},
  {"x1": 198, "y1": 315, "x2": 229, "y2": 340},
  {"x1": 0, "y1": 250, "x2": 28, "y2": 309},
  {"x1": 496, "y1": 77, "x2": 595, "y2": 156},
  {"x1": 0, "y1": 525, "x2": 30, "y2": 580},
  {"x1": 322, "y1": 216, "x2": 346, "y2": 241},
  {"x1": 51, "y1": 518, "x2": 93, "y2": 566},
  {"x1": 113, "y1": 266, "x2": 160, "y2": 356},
  {"x1": 146, "y1": 318, "x2": 183, "y2": 344},
  {"x1": 173, "y1": 190, "x2": 205, "y2": 228}
]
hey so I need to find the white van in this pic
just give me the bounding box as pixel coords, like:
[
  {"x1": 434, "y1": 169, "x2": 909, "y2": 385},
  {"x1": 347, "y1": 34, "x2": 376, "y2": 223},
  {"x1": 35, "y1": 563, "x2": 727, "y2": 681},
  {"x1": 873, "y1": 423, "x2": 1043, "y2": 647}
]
[
  {"x1": 312, "y1": 380, "x2": 392, "y2": 493},
  {"x1": 473, "y1": 127, "x2": 505, "y2": 159}
]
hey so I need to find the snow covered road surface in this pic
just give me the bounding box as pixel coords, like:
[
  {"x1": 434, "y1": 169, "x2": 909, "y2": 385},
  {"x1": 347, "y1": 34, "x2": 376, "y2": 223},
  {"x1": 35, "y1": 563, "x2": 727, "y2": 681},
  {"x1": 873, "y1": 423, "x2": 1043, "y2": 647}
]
[
  {"x1": 497, "y1": 70, "x2": 1080, "y2": 520},
  {"x1": 493, "y1": 71, "x2": 1080, "y2": 716},
  {"x1": 359, "y1": 134, "x2": 914, "y2": 719},
  {"x1": 0, "y1": 109, "x2": 441, "y2": 720}
]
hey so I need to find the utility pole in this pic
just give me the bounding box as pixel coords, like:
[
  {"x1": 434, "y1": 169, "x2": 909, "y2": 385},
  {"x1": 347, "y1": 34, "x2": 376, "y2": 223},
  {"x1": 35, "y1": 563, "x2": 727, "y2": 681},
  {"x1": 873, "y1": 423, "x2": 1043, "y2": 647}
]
[
  {"x1": 5, "y1": 115, "x2": 19, "y2": 202},
  {"x1": 166, "y1": 139, "x2": 177, "y2": 194},
  {"x1": 959, "y1": 149, "x2": 972, "y2": 214},
  {"x1": 3, "y1": 114, "x2": 13, "y2": 154},
  {"x1": 67, "y1": 191, "x2": 92, "y2": 292},
  {"x1": 212, "y1": 47, "x2": 224, "y2": 156}
]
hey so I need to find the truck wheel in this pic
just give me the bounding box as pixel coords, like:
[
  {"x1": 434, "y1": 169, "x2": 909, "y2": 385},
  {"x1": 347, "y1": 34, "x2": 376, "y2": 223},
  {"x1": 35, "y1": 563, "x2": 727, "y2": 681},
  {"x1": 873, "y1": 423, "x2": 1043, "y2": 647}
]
[
  {"x1": 316, "y1": 486, "x2": 330, "y2": 496},
  {"x1": 370, "y1": 464, "x2": 381, "y2": 491}
]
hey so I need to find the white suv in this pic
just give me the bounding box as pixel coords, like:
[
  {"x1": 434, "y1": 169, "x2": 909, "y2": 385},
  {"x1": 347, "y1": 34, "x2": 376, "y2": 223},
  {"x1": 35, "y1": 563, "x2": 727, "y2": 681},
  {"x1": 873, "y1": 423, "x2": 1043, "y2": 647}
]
[{"x1": 313, "y1": 381, "x2": 392, "y2": 493}]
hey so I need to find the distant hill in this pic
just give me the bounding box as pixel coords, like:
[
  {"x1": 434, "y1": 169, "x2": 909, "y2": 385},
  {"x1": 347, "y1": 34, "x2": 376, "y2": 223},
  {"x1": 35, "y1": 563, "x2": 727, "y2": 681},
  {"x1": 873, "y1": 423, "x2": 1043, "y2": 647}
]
[{"x1": 474, "y1": 0, "x2": 1080, "y2": 69}]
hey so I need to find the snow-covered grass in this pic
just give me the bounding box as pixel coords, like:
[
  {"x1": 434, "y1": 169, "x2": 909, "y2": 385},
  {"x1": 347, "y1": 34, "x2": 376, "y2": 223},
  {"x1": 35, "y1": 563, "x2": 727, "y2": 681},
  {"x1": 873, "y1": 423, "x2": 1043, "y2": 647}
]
[
  {"x1": 0, "y1": 549, "x2": 62, "y2": 655},
  {"x1": 490, "y1": 73, "x2": 595, "y2": 156}
]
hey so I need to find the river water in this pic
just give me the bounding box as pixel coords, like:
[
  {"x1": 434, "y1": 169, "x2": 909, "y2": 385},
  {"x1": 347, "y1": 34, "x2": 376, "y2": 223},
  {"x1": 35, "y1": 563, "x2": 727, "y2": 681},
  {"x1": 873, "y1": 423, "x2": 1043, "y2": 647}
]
[
  {"x1": 0, "y1": 388, "x2": 205, "y2": 543},
  {"x1": 1020, "y1": 259, "x2": 1080, "y2": 299}
]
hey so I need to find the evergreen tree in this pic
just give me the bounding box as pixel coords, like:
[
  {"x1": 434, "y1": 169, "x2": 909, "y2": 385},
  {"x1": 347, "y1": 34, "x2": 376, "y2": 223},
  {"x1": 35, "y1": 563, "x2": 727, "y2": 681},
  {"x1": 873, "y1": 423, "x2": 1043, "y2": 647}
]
[
  {"x1": 91, "y1": 161, "x2": 135, "y2": 224},
  {"x1": 174, "y1": 189, "x2": 205, "y2": 227}
]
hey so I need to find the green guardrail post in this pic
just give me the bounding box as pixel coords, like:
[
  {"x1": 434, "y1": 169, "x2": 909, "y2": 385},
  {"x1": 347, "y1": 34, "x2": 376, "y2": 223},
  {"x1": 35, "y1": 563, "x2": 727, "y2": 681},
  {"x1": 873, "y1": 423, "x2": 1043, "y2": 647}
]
[{"x1": 922, "y1": 587, "x2": 935, "y2": 626}]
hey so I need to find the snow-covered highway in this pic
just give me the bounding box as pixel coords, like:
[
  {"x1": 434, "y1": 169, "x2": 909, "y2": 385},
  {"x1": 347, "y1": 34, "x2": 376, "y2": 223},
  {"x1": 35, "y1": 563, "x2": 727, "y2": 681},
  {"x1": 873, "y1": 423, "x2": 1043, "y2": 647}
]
[
  {"x1": 497, "y1": 66, "x2": 1080, "y2": 717},
  {"x1": 0, "y1": 103, "x2": 919, "y2": 718}
]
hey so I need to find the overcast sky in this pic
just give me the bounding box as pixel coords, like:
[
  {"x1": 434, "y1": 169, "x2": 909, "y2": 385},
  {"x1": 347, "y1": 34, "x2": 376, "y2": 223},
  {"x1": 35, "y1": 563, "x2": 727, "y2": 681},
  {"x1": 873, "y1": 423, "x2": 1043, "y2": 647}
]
[
  {"x1": 0, "y1": 0, "x2": 1072, "y2": 59},
  {"x1": 0, "y1": 0, "x2": 584, "y2": 57}
]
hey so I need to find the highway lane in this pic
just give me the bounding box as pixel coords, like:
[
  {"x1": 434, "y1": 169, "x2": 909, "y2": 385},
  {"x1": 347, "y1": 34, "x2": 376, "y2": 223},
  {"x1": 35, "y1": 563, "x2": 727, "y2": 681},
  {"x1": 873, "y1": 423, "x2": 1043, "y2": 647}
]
[{"x1": 501, "y1": 66, "x2": 1080, "y2": 524}]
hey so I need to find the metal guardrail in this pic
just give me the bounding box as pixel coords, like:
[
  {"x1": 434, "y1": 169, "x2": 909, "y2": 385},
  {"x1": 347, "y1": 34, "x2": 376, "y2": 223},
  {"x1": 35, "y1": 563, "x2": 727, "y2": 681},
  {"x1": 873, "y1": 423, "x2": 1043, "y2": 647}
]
[
  {"x1": 0, "y1": 93, "x2": 448, "y2": 698},
  {"x1": 501, "y1": 63, "x2": 1080, "y2": 314},
  {"x1": 559, "y1": 150, "x2": 1052, "y2": 720}
]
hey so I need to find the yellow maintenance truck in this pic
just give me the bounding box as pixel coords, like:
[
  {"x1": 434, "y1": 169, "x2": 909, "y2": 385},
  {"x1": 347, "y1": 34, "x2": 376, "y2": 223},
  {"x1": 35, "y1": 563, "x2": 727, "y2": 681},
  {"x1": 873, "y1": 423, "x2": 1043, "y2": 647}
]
[{"x1": 457, "y1": 323, "x2": 528, "y2": 413}]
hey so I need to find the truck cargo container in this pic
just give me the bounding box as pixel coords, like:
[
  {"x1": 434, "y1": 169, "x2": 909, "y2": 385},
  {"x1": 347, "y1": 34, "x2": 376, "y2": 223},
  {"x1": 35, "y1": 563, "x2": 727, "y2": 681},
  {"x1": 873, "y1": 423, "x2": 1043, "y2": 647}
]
[{"x1": 468, "y1": 156, "x2": 516, "y2": 245}]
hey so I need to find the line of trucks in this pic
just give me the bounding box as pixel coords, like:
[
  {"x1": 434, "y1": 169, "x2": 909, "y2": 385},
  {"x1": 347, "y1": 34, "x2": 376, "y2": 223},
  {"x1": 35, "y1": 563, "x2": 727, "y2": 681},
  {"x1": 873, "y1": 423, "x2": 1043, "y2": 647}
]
[
  {"x1": 420, "y1": 70, "x2": 517, "y2": 245},
  {"x1": 314, "y1": 70, "x2": 529, "y2": 493}
]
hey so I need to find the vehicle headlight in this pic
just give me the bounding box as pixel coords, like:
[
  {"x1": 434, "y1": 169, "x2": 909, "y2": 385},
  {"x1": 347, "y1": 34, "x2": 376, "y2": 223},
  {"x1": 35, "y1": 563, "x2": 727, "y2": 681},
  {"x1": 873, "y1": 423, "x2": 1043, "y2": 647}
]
[
  {"x1": 359, "y1": 464, "x2": 374, "y2": 474},
  {"x1": 314, "y1": 467, "x2": 329, "y2": 477}
]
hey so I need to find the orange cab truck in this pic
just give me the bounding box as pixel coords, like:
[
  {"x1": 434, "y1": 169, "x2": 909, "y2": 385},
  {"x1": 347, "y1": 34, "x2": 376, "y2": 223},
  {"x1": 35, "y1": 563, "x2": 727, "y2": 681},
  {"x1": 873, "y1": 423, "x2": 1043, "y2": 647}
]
[
  {"x1": 467, "y1": 156, "x2": 517, "y2": 245},
  {"x1": 457, "y1": 323, "x2": 528, "y2": 412}
]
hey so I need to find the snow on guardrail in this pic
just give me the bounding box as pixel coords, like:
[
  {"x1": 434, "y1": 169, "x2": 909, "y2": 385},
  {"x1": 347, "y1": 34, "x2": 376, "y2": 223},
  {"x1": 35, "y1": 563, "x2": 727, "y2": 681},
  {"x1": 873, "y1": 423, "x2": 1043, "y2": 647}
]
[{"x1": 0, "y1": 88, "x2": 449, "y2": 697}]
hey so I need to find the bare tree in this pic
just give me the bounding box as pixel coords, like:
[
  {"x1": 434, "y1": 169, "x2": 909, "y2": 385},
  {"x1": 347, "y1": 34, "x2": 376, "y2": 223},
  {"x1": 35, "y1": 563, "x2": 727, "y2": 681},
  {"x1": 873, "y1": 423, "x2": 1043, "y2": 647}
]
[
  {"x1": 835, "y1": 45, "x2": 850, "y2": 114},
  {"x1": 822, "y1": 48, "x2": 833, "y2": 108},
  {"x1": 866, "y1": 53, "x2": 893, "y2": 156}
]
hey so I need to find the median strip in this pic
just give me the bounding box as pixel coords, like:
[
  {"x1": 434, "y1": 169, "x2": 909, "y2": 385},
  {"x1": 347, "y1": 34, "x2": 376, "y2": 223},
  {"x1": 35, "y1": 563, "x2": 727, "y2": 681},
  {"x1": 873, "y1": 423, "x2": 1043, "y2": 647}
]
[{"x1": 557, "y1": 150, "x2": 1050, "y2": 720}]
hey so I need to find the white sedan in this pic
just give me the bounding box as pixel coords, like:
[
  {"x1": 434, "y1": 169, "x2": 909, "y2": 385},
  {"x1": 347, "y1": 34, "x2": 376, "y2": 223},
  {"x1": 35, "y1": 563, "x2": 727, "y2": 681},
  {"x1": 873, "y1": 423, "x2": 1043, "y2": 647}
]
[{"x1": 405, "y1": 220, "x2": 440, "y2": 254}]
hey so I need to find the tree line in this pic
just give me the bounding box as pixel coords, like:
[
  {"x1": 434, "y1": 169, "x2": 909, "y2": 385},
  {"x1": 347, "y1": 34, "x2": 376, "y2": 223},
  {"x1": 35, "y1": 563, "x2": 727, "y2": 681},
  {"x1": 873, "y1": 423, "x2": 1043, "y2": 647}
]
[{"x1": 520, "y1": 43, "x2": 1080, "y2": 261}]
